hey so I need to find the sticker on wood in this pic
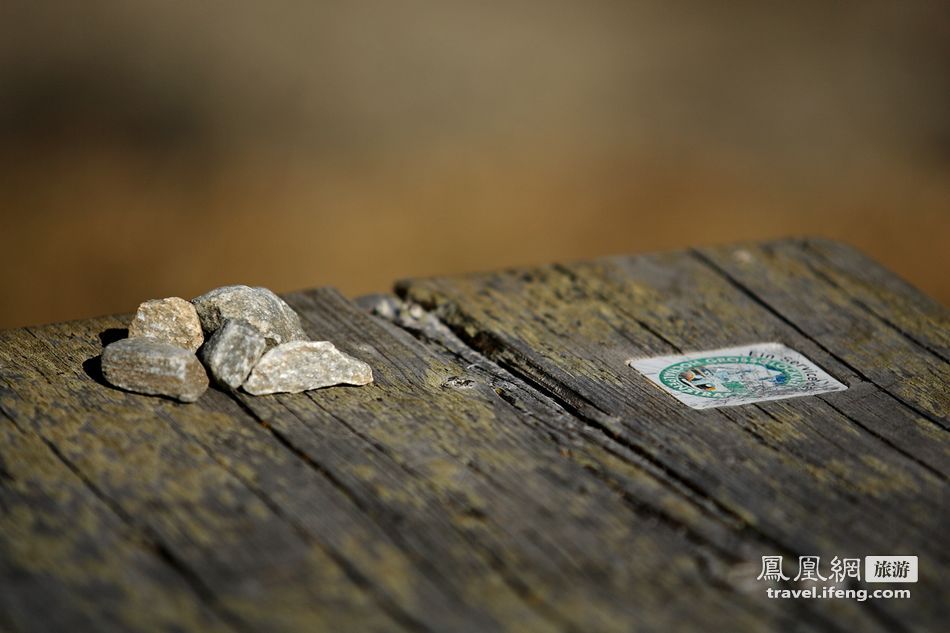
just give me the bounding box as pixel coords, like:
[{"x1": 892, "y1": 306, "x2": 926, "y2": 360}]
[{"x1": 629, "y1": 342, "x2": 847, "y2": 409}]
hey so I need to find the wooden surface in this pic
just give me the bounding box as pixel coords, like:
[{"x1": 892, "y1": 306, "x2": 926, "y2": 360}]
[{"x1": 1, "y1": 238, "x2": 947, "y2": 632}]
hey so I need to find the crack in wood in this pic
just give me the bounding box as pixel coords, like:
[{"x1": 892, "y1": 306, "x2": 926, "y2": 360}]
[
  {"x1": 3, "y1": 239, "x2": 943, "y2": 632},
  {"x1": 384, "y1": 297, "x2": 868, "y2": 633},
  {"x1": 397, "y1": 244, "x2": 947, "y2": 630}
]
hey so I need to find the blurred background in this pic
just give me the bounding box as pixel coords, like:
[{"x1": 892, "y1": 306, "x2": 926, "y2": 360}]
[{"x1": 1, "y1": 0, "x2": 948, "y2": 329}]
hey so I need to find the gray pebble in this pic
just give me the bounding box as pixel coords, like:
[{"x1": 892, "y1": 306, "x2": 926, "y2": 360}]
[
  {"x1": 101, "y1": 338, "x2": 208, "y2": 403},
  {"x1": 243, "y1": 341, "x2": 373, "y2": 395},
  {"x1": 200, "y1": 319, "x2": 267, "y2": 389},
  {"x1": 191, "y1": 285, "x2": 307, "y2": 346},
  {"x1": 128, "y1": 297, "x2": 204, "y2": 352}
]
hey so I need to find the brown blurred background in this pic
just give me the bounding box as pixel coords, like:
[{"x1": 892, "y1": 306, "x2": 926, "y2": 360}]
[{"x1": 1, "y1": 1, "x2": 948, "y2": 329}]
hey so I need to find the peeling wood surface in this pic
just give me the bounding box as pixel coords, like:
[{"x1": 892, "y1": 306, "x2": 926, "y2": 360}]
[{"x1": 2, "y1": 238, "x2": 947, "y2": 632}]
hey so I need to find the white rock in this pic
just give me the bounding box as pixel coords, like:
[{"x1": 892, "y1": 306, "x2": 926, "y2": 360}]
[{"x1": 243, "y1": 341, "x2": 373, "y2": 395}]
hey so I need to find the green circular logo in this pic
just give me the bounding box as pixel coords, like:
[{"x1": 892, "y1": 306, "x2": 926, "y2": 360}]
[{"x1": 658, "y1": 355, "x2": 806, "y2": 399}]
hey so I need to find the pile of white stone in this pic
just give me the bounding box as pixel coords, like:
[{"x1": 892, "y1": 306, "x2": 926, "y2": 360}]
[{"x1": 99, "y1": 285, "x2": 373, "y2": 403}]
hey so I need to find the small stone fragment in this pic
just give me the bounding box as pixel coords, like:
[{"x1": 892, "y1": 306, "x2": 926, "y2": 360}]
[
  {"x1": 128, "y1": 297, "x2": 204, "y2": 352},
  {"x1": 200, "y1": 319, "x2": 267, "y2": 389},
  {"x1": 101, "y1": 338, "x2": 208, "y2": 403},
  {"x1": 191, "y1": 285, "x2": 307, "y2": 346},
  {"x1": 243, "y1": 341, "x2": 373, "y2": 395}
]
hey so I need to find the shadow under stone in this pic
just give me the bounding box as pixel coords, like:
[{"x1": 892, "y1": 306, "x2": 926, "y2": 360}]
[
  {"x1": 83, "y1": 327, "x2": 128, "y2": 388},
  {"x1": 99, "y1": 328, "x2": 128, "y2": 346},
  {"x1": 82, "y1": 355, "x2": 107, "y2": 387}
]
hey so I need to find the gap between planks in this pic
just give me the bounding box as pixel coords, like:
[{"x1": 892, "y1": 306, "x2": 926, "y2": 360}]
[{"x1": 689, "y1": 248, "x2": 949, "y2": 433}]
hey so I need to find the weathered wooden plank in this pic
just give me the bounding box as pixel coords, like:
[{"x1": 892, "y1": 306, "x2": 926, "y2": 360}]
[
  {"x1": 695, "y1": 240, "x2": 949, "y2": 424},
  {"x1": 355, "y1": 293, "x2": 894, "y2": 632},
  {"x1": 4, "y1": 298, "x2": 812, "y2": 630},
  {"x1": 799, "y1": 237, "x2": 949, "y2": 360},
  {"x1": 0, "y1": 301, "x2": 783, "y2": 632},
  {"x1": 0, "y1": 415, "x2": 231, "y2": 633},
  {"x1": 153, "y1": 357, "x2": 533, "y2": 631},
  {"x1": 238, "y1": 288, "x2": 787, "y2": 633},
  {"x1": 703, "y1": 241, "x2": 950, "y2": 476},
  {"x1": 353, "y1": 292, "x2": 759, "y2": 557},
  {"x1": 1, "y1": 318, "x2": 534, "y2": 633},
  {"x1": 0, "y1": 319, "x2": 404, "y2": 633},
  {"x1": 1, "y1": 239, "x2": 945, "y2": 632},
  {"x1": 399, "y1": 243, "x2": 949, "y2": 630},
  {"x1": 596, "y1": 248, "x2": 949, "y2": 478}
]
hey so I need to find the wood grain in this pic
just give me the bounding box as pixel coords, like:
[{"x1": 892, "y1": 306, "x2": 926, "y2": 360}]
[
  {"x1": 2, "y1": 238, "x2": 947, "y2": 631},
  {"x1": 400, "y1": 239, "x2": 949, "y2": 631}
]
